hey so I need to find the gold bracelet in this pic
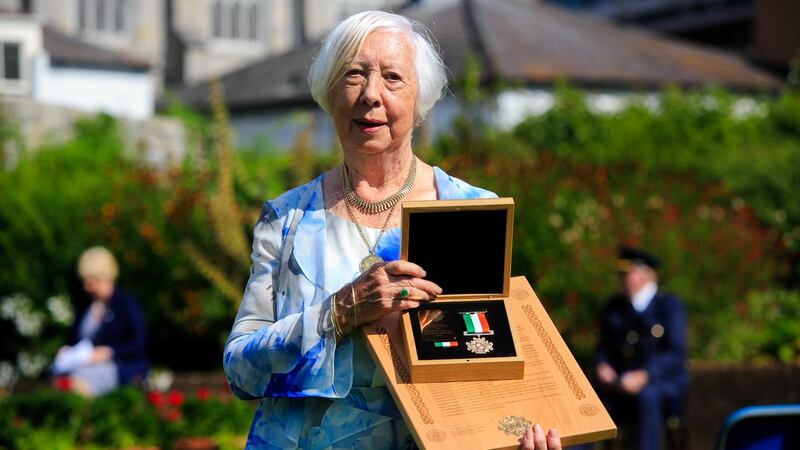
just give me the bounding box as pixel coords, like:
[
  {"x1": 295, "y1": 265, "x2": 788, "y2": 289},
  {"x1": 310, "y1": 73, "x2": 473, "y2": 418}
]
[
  {"x1": 350, "y1": 282, "x2": 358, "y2": 329},
  {"x1": 330, "y1": 292, "x2": 343, "y2": 338}
]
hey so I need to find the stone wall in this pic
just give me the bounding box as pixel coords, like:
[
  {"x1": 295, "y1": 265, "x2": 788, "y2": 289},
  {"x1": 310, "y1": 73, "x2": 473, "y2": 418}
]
[{"x1": 1, "y1": 96, "x2": 186, "y2": 168}]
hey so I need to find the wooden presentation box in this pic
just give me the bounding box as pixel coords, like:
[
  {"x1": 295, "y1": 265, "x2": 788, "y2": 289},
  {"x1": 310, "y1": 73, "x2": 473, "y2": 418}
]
[
  {"x1": 399, "y1": 198, "x2": 524, "y2": 383},
  {"x1": 362, "y1": 276, "x2": 617, "y2": 449}
]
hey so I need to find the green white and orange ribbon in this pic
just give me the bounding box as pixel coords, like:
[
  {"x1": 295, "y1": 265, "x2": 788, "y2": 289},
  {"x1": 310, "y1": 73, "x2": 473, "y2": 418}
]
[
  {"x1": 434, "y1": 341, "x2": 458, "y2": 348},
  {"x1": 462, "y1": 311, "x2": 492, "y2": 335}
]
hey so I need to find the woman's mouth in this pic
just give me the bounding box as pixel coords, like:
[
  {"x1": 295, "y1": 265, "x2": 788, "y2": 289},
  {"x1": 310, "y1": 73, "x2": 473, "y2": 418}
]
[{"x1": 354, "y1": 119, "x2": 386, "y2": 134}]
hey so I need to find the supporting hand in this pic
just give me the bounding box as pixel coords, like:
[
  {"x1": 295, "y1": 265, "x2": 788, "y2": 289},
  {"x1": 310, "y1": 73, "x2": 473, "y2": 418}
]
[
  {"x1": 596, "y1": 361, "x2": 618, "y2": 387},
  {"x1": 619, "y1": 369, "x2": 649, "y2": 394},
  {"x1": 519, "y1": 424, "x2": 561, "y2": 450},
  {"x1": 90, "y1": 346, "x2": 113, "y2": 363}
]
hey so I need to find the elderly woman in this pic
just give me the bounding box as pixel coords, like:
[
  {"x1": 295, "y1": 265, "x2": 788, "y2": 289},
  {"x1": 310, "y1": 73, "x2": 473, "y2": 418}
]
[
  {"x1": 223, "y1": 11, "x2": 561, "y2": 450},
  {"x1": 53, "y1": 246, "x2": 148, "y2": 396}
]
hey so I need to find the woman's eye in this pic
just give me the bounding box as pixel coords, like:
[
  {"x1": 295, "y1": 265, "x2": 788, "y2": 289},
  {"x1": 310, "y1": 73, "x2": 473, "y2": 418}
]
[
  {"x1": 345, "y1": 69, "x2": 363, "y2": 78},
  {"x1": 385, "y1": 73, "x2": 402, "y2": 82}
]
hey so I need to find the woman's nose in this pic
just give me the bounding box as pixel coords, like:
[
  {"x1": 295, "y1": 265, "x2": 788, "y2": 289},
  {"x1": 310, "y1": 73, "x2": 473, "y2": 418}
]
[{"x1": 361, "y1": 73, "x2": 382, "y2": 107}]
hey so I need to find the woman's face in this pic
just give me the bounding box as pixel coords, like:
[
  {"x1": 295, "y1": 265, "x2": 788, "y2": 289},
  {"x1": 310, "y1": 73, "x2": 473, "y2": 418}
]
[
  {"x1": 330, "y1": 30, "x2": 418, "y2": 157},
  {"x1": 83, "y1": 276, "x2": 115, "y2": 302}
]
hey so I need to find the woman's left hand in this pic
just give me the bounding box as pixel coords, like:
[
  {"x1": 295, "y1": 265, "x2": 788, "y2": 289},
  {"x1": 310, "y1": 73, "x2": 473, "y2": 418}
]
[{"x1": 519, "y1": 424, "x2": 561, "y2": 450}]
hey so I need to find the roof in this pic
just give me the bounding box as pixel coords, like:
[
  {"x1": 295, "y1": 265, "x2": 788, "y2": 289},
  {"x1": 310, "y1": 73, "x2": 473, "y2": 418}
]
[
  {"x1": 177, "y1": 0, "x2": 781, "y2": 111},
  {"x1": 43, "y1": 27, "x2": 150, "y2": 71},
  {"x1": 473, "y1": 0, "x2": 777, "y2": 90}
]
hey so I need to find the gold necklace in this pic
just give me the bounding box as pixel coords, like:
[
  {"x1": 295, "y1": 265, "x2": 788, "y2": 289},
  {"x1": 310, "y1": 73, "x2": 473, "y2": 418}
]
[
  {"x1": 342, "y1": 157, "x2": 416, "y2": 214},
  {"x1": 340, "y1": 160, "x2": 415, "y2": 272},
  {"x1": 344, "y1": 196, "x2": 398, "y2": 273}
]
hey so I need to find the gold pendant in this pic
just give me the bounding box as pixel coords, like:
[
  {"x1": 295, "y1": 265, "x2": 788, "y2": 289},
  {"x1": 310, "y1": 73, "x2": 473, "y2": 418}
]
[{"x1": 360, "y1": 254, "x2": 383, "y2": 273}]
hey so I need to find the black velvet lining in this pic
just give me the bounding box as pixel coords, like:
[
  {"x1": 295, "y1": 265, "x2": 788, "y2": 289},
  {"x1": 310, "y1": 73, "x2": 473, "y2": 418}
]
[
  {"x1": 406, "y1": 209, "x2": 507, "y2": 295},
  {"x1": 410, "y1": 300, "x2": 516, "y2": 360}
]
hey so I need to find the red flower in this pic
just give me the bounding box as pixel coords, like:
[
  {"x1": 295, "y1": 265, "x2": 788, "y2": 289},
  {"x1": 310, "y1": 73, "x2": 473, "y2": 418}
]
[
  {"x1": 165, "y1": 409, "x2": 181, "y2": 422},
  {"x1": 196, "y1": 387, "x2": 211, "y2": 401},
  {"x1": 54, "y1": 376, "x2": 72, "y2": 391},
  {"x1": 147, "y1": 391, "x2": 163, "y2": 407},
  {"x1": 167, "y1": 390, "x2": 184, "y2": 407}
]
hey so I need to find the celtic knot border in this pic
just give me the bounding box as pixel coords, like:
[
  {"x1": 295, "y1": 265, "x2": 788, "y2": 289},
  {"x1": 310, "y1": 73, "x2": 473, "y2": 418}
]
[
  {"x1": 376, "y1": 327, "x2": 434, "y2": 424},
  {"x1": 520, "y1": 305, "x2": 585, "y2": 400}
]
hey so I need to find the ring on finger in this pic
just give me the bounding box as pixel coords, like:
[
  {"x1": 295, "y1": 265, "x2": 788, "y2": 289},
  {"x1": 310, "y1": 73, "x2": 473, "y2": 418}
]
[{"x1": 399, "y1": 288, "x2": 409, "y2": 299}]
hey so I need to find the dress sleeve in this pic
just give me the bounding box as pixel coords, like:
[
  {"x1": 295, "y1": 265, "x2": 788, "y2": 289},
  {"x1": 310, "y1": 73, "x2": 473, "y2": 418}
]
[{"x1": 222, "y1": 202, "x2": 343, "y2": 400}]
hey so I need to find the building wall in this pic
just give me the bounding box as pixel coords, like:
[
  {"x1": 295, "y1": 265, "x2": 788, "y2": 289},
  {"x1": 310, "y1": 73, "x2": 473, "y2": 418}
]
[
  {"x1": 0, "y1": 15, "x2": 42, "y2": 96},
  {"x1": 304, "y1": 0, "x2": 407, "y2": 41},
  {"x1": 34, "y1": 0, "x2": 164, "y2": 67},
  {"x1": 2, "y1": 96, "x2": 186, "y2": 169},
  {"x1": 33, "y1": 60, "x2": 154, "y2": 120},
  {"x1": 8, "y1": 0, "x2": 412, "y2": 88},
  {"x1": 174, "y1": 0, "x2": 294, "y2": 84}
]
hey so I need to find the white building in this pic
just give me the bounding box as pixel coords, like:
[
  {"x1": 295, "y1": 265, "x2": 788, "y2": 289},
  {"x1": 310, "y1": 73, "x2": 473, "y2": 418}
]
[
  {"x1": 0, "y1": 10, "x2": 153, "y2": 119},
  {"x1": 0, "y1": 0, "x2": 408, "y2": 87}
]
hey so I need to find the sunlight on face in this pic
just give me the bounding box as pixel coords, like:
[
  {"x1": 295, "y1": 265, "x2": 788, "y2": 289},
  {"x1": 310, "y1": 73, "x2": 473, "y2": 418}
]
[
  {"x1": 619, "y1": 265, "x2": 654, "y2": 298},
  {"x1": 83, "y1": 276, "x2": 115, "y2": 302},
  {"x1": 330, "y1": 30, "x2": 418, "y2": 158}
]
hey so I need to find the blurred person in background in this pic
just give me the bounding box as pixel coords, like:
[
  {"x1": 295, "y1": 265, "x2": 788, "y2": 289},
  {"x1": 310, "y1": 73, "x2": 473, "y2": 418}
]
[
  {"x1": 591, "y1": 246, "x2": 687, "y2": 450},
  {"x1": 222, "y1": 10, "x2": 561, "y2": 450},
  {"x1": 52, "y1": 246, "x2": 147, "y2": 396}
]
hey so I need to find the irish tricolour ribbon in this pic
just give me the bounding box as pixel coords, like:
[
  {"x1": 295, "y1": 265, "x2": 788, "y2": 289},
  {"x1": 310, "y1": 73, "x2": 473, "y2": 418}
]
[
  {"x1": 462, "y1": 312, "x2": 492, "y2": 335},
  {"x1": 434, "y1": 341, "x2": 458, "y2": 347}
]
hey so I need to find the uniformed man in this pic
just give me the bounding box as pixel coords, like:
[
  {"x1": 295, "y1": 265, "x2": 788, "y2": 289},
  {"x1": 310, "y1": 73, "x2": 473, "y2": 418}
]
[{"x1": 593, "y1": 246, "x2": 687, "y2": 450}]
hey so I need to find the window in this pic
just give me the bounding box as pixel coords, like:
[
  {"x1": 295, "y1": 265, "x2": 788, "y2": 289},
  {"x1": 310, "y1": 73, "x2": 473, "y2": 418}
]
[
  {"x1": 248, "y1": 2, "x2": 261, "y2": 40},
  {"x1": 211, "y1": 0, "x2": 264, "y2": 41},
  {"x1": 1, "y1": 43, "x2": 21, "y2": 81},
  {"x1": 78, "y1": 0, "x2": 129, "y2": 34}
]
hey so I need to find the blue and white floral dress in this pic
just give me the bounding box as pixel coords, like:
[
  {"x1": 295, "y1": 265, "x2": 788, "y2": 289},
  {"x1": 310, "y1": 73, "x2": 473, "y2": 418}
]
[{"x1": 223, "y1": 167, "x2": 496, "y2": 449}]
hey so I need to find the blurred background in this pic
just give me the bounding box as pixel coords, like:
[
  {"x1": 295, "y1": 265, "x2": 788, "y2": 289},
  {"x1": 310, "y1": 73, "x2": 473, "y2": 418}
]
[{"x1": 0, "y1": 0, "x2": 798, "y2": 449}]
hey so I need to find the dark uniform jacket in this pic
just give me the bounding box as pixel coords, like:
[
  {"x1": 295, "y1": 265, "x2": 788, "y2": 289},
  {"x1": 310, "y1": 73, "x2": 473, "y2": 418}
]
[{"x1": 595, "y1": 290, "x2": 687, "y2": 394}]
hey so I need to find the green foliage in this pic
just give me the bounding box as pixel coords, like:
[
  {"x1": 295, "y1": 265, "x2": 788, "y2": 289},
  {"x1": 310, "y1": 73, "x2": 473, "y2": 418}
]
[
  {"x1": 1, "y1": 80, "x2": 798, "y2": 369},
  {"x1": 716, "y1": 290, "x2": 800, "y2": 364},
  {"x1": 435, "y1": 84, "x2": 800, "y2": 362},
  {"x1": 0, "y1": 387, "x2": 251, "y2": 449}
]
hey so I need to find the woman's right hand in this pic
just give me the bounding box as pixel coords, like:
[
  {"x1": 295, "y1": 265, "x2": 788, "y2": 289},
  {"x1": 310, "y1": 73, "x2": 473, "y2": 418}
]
[{"x1": 334, "y1": 260, "x2": 442, "y2": 335}]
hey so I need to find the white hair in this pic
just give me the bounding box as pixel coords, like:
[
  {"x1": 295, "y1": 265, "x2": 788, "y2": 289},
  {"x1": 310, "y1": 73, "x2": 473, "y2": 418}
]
[
  {"x1": 309, "y1": 10, "x2": 447, "y2": 122},
  {"x1": 77, "y1": 246, "x2": 118, "y2": 281}
]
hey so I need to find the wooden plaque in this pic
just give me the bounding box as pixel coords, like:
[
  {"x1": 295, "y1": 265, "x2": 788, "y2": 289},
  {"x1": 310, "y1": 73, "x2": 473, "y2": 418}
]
[{"x1": 362, "y1": 276, "x2": 617, "y2": 449}]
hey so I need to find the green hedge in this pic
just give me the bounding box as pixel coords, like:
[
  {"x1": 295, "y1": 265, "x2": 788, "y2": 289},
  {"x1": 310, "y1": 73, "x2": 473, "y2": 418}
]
[
  {"x1": 0, "y1": 386, "x2": 252, "y2": 449},
  {"x1": 1, "y1": 85, "x2": 798, "y2": 386},
  {"x1": 433, "y1": 84, "x2": 799, "y2": 362}
]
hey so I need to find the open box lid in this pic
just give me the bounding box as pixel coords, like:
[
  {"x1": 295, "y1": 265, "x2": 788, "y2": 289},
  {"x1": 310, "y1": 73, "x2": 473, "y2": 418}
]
[{"x1": 400, "y1": 198, "x2": 514, "y2": 300}]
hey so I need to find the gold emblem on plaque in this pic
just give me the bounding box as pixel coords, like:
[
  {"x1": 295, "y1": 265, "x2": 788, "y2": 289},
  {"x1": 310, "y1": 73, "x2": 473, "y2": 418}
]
[
  {"x1": 580, "y1": 404, "x2": 600, "y2": 416},
  {"x1": 498, "y1": 415, "x2": 532, "y2": 437},
  {"x1": 426, "y1": 429, "x2": 447, "y2": 442},
  {"x1": 466, "y1": 336, "x2": 494, "y2": 354}
]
